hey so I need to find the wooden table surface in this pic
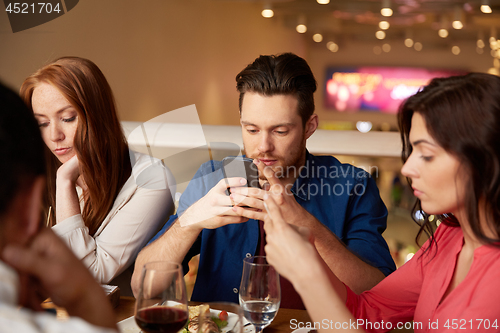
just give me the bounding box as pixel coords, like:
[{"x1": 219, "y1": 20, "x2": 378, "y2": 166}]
[{"x1": 115, "y1": 296, "x2": 312, "y2": 333}]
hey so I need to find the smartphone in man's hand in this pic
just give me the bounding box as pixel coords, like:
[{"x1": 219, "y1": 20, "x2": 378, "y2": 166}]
[{"x1": 222, "y1": 156, "x2": 260, "y2": 197}]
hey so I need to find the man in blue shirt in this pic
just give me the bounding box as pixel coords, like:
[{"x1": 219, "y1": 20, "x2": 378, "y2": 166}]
[{"x1": 132, "y1": 53, "x2": 396, "y2": 309}]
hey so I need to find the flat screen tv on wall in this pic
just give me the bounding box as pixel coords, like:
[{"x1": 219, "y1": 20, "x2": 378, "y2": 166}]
[{"x1": 324, "y1": 67, "x2": 465, "y2": 113}]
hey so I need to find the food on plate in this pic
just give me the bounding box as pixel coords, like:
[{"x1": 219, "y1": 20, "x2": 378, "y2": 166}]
[
  {"x1": 218, "y1": 310, "x2": 229, "y2": 322},
  {"x1": 182, "y1": 304, "x2": 228, "y2": 333}
]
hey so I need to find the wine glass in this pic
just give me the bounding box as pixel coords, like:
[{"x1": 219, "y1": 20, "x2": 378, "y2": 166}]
[
  {"x1": 135, "y1": 261, "x2": 188, "y2": 333},
  {"x1": 238, "y1": 256, "x2": 280, "y2": 333}
]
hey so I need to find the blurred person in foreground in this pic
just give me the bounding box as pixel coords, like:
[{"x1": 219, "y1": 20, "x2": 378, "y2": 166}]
[
  {"x1": 263, "y1": 73, "x2": 500, "y2": 332},
  {"x1": 20, "y1": 57, "x2": 173, "y2": 295},
  {"x1": 132, "y1": 53, "x2": 395, "y2": 308},
  {"x1": 0, "y1": 82, "x2": 117, "y2": 332}
]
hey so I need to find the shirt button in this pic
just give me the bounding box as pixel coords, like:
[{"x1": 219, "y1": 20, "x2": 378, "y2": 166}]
[
  {"x1": 233, "y1": 288, "x2": 238, "y2": 293},
  {"x1": 245, "y1": 253, "x2": 252, "y2": 258}
]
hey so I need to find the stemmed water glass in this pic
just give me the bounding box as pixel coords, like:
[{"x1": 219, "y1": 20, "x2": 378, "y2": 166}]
[
  {"x1": 135, "y1": 261, "x2": 189, "y2": 333},
  {"x1": 238, "y1": 256, "x2": 281, "y2": 333}
]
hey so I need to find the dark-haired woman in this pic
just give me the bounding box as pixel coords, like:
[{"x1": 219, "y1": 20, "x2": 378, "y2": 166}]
[
  {"x1": 20, "y1": 57, "x2": 173, "y2": 291},
  {"x1": 262, "y1": 73, "x2": 500, "y2": 332}
]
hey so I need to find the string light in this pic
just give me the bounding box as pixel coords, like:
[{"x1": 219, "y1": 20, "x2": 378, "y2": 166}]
[
  {"x1": 452, "y1": 46, "x2": 461, "y2": 55},
  {"x1": 414, "y1": 42, "x2": 423, "y2": 51}
]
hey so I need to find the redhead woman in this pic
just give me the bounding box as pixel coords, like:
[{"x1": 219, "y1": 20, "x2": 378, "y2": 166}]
[
  {"x1": 262, "y1": 73, "x2": 500, "y2": 332},
  {"x1": 20, "y1": 57, "x2": 173, "y2": 293}
]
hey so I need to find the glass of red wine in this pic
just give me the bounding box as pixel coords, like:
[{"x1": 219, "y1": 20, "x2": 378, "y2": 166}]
[{"x1": 135, "y1": 261, "x2": 188, "y2": 333}]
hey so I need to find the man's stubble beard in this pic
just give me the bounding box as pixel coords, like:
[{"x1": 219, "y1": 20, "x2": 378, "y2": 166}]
[{"x1": 244, "y1": 136, "x2": 307, "y2": 182}]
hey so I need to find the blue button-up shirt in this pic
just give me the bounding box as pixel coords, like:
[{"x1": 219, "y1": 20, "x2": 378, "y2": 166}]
[{"x1": 150, "y1": 151, "x2": 396, "y2": 303}]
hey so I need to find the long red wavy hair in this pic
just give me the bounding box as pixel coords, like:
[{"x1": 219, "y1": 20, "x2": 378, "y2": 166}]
[{"x1": 20, "y1": 57, "x2": 132, "y2": 236}]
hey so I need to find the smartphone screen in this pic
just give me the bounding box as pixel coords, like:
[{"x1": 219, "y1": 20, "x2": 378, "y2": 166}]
[{"x1": 221, "y1": 156, "x2": 260, "y2": 196}]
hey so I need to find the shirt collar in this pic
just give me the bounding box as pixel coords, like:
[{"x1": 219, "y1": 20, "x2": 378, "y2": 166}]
[{"x1": 290, "y1": 150, "x2": 313, "y2": 201}]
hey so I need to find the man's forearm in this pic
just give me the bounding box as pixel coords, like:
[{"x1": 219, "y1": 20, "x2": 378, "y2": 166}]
[
  {"x1": 131, "y1": 218, "x2": 201, "y2": 297},
  {"x1": 310, "y1": 222, "x2": 385, "y2": 294}
]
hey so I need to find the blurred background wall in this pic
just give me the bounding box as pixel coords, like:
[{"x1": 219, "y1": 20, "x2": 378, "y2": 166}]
[
  {"x1": 0, "y1": 0, "x2": 307, "y2": 125},
  {"x1": 1, "y1": 0, "x2": 498, "y2": 128}
]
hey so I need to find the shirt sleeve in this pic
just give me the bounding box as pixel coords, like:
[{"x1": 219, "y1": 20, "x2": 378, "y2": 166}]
[
  {"x1": 53, "y1": 162, "x2": 174, "y2": 283},
  {"x1": 0, "y1": 305, "x2": 117, "y2": 333},
  {"x1": 345, "y1": 238, "x2": 427, "y2": 333},
  {"x1": 146, "y1": 161, "x2": 222, "y2": 275},
  {"x1": 343, "y1": 174, "x2": 396, "y2": 276}
]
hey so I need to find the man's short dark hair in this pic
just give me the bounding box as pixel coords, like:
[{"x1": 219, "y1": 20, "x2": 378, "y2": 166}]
[
  {"x1": 236, "y1": 53, "x2": 317, "y2": 126},
  {"x1": 0, "y1": 82, "x2": 45, "y2": 216}
]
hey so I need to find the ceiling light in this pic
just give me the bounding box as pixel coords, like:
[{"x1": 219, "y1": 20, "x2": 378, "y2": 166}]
[
  {"x1": 261, "y1": 9, "x2": 274, "y2": 18},
  {"x1": 404, "y1": 30, "x2": 414, "y2": 47},
  {"x1": 487, "y1": 67, "x2": 499, "y2": 76},
  {"x1": 356, "y1": 121, "x2": 372, "y2": 133},
  {"x1": 317, "y1": 0, "x2": 330, "y2": 4},
  {"x1": 491, "y1": 39, "x2": 499, "y2": 50},
  {"x1": 313, "y1": 33, "x2": 323, "y2": 42},
  {"x1": 379, "y1": 21, "x2": 390, "y2": 30},
  {"x1": 327, "y1": 41, "x2": 339, "y2": 52},
  {"x1": 414, "y1": 42, "x2": 423, "y2": 51},
  {"x1": 375, "y1": 30, "x2": 386, "y2": 39},
  {"x1": 481, "y1": 5, "x2": 492, "y2": 13},
  {"x1": 438, "y1": 28, "x2": 449, "y2": 38},
  {"x1": 452, "y1": 46, "x2": 461, "y2": 55},
  {"x1": 296, "y1": 24, "x2": 307, "y2": 33},
  {"x1": 481, "y1": 0, "x2": 492, "y2": 13},
  {"x1": 296, "y1": 15, "x2": 307, "y2": 33},
  {"x1": 261, "y1": 2, "x2": 274, "y2": 18},
  {"x1": 490, "y1": 27, "x2": 497, "y2": 44},
  {"x1": 381, "y1": 0, "x2": 393, "y2": 17},
  {"x1": 453, "y1": 6, "x2": 463, "y2": 29},
  {"x1": 477, "y1": 31, "x2": 485, "y2": 48},
  {"x1": 452, "y1": 20, "x2": 463, "y2": 29}
]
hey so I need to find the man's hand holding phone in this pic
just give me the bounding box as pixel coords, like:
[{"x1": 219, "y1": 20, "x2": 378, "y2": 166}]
[
  {"x1": 178, "y1": 156, "x2": 268, "y2": 229},
  {"x1": 178, "y1": 176, "x2": 251, "y2": 229}
]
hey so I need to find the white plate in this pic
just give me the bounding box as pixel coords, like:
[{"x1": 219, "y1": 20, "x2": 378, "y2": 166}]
[
  {"x1": 291, "y1": 329, "x2": 318, "y2": 333},
  {"x1": 118, "y1": 309, "x2": 255, "y2": 333}
]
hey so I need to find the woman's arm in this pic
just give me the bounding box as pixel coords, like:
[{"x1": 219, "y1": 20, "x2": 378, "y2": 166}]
[
  {"x1": 263, "y1": 194, "x2": 365, "y2": 333},
  {"x1": 55, "y1": 155, "x2": 82, "y2": 223},
  {"x1": 263, "y1": 193, "x2": 424, "y2": 333},
  {"x1": 53, "y1": 154, "x2": 174, "y2": 283}
]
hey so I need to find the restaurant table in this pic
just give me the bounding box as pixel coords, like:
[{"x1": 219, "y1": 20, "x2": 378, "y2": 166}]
[{"x1": 115, "y1": 296, "x2": 312, "y2": 333}]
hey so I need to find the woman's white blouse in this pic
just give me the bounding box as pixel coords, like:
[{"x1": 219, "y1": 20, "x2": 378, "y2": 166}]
[{"x1": 52, "y1": 152, "x2": 174, "y2": 284}]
